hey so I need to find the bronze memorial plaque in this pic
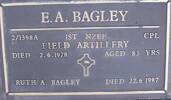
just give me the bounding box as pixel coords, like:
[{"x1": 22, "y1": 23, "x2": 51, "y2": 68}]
[{"x1": 0, "y1": 0, "x2": 171, "y2": 99}]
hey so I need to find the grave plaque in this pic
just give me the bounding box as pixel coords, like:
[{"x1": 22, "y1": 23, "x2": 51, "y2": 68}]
[{"x1": 0, "y1": 0, "x2": 171, "y2": 99}]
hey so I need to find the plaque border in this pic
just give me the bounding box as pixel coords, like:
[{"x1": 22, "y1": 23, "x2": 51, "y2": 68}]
[
  {"x1": 0, "y1": 0, "x2": 170, "y2": 96},
  {"x1": 166, "y1": 1, "x2": 171, "y2": 92},
  {"x1": 0, "y1": 0, "x2": 169, "y2": 6}
]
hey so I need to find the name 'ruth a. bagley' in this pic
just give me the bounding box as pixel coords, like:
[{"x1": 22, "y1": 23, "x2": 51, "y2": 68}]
[{"x1": 41, "y1": 10, "x2": 128, "y2": 23}]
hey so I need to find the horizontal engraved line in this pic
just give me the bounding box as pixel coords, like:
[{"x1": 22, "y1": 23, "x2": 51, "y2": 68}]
[
  {"x1": 10, "y1": 26, "x2": 160, "y2": 32},
  {"x1": 1, "y1": 0, "x2": 168, "y2": 6},
  {"x1": 8, "y1": 91, "x2": 165, "y2": 96}
]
